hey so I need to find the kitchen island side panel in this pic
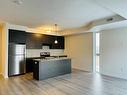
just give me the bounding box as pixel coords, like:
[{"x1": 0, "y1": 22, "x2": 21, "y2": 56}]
[{"x1": 33, "y1": 59, "x2": 71, "y2": 80}]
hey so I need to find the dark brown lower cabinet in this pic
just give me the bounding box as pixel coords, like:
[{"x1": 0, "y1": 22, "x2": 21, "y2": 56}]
[{"x1": 26, "y1": 59, "x2": 34, "y2": 73}]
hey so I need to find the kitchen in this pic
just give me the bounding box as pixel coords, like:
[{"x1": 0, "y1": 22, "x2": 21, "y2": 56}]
[{"x1": 7, "y1": 26, "x2": 71, "y2": 80}]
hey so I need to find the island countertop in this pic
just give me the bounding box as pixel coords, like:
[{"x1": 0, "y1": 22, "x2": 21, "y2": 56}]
[{"x1": 33, "y1": 57, "x2": 71, "y2": 62}]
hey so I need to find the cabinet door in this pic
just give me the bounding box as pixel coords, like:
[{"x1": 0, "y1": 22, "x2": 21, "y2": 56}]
[
  {"x1": 26, "y1": 33, "x2": 43, "y2": 49},
  {"x1": 9, "y1": 29, "x2": 26, "y2": 44},
  {"x1": 41, "y1": 35, "x2": 53, "y2": 49},
  {"x1": 26, "y1": 33, "x2": 36, "y2": 49},
  {"x1": 41, "y1": 35, "x2": 65, "y2": 49},
  {"x1": 58, "y1": 36, "x2": 64, "y2": 49},
  {"x1": 26, "y1": 59, "x2": 34, "y2": 73},
  {"x1": 51, "y1": 36, "x2": 65, "y2": 49}
]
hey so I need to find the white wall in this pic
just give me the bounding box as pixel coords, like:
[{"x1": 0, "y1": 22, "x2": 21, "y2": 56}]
[
  {"x1": 26, "y1": 49, "x2": 64, "y2": 57},
  {"x1": 100, "y1": 27, "x2": 127, "y2": 79},
  {"x1": 64, "y1": 33, "x2": 93, "y2": 72},
  {"x1": 1, "y1": 23, "x2": 8, "y2": 78},
  {"x1": 0, "y1": 26, "x2": 2, "y2": 74}
]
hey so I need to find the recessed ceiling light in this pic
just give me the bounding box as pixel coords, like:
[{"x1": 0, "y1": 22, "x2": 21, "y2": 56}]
[{"x1": 13, "y1": 0, "x2": 23, "y2": 5}]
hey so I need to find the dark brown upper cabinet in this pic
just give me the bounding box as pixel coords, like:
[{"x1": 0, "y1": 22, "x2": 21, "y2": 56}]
[
  {"x1": 26, "y1": 32, "x2": 64, "y2": 49},
  {"x1": 9, "y1": 29, "x2": 26, "y2": 44},
  {"x1": 9, "y1": 30, "x2": 64, "y2": 49}
]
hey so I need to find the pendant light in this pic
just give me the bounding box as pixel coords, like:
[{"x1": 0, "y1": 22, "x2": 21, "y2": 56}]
[
  {"x1": 54, "y1": 39, "x2": 58, "y2": 44},
  {"x1": 54, "y1": 24, "x2": 58, "y2": 44}
]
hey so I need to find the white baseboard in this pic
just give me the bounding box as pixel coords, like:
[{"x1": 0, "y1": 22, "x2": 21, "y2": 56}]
[
  {"x1": 100, "y1": 73, "x2": 127, "y2": 80},
  {"x1": 0, "y1": 73, "x2": 3, "y2": 77},
  {"x1": 72, "y1": 68, "x2": 92, "y2": 73},
  {"x1": 0, "y1": 73, "x2": 8, "y2": 78}
]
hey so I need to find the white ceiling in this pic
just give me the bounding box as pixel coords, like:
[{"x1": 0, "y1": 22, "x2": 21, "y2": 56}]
[
  {"x1": 94, "y1": 0, "x2": 127, "y2": 19},
  {"x1": 0, "y1": 0, "x2": 115, "y2": 30}
]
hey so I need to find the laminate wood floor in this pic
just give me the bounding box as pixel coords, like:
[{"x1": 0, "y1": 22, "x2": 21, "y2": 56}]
[{"x1": 0, "y1": 70, "x2": 127, "y2": 95}]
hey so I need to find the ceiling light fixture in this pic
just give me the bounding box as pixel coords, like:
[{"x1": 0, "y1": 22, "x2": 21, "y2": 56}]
[
  {"x1": 45, "y1": 28, "x2": 52, "y2": 33},
  {"x1": 54, "y1": 24, "x2": 58, "y2": 44},
  {"x1": 13, "y1": 0, "x2": 24, "y2": 5},
  {"x1": 46, "y1": 30, "x2": 51, "y2": 33}
]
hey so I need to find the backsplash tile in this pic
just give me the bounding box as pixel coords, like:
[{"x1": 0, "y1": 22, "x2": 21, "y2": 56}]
[{"x1": 26, "y1": 49, "x2": 64, "y2": 57}]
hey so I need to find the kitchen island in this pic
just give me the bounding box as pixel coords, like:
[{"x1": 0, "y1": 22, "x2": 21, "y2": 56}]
[{"x1": 33, "y1": 57, "x2": 71, "y2": 80}]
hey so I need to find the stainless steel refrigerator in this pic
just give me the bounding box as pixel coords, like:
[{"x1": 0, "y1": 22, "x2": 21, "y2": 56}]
[{"x1": 8, "y1": 43, "x2": 26, "y2": 76}]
